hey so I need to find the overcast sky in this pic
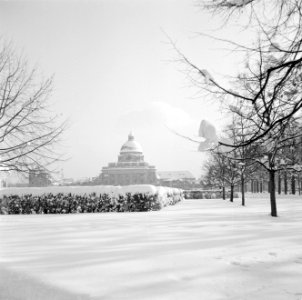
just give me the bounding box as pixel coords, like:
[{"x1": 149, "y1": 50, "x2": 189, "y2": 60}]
[{"x1": 0, "y1": 0, "x2": 250, "y2": 179}]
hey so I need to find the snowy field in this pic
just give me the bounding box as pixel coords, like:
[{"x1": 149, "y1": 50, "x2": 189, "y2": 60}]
[{"x1": 1, "y1": 195, "x2": 302, "y2": 300}]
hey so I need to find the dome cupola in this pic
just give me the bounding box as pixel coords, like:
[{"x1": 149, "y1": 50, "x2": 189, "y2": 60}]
[{"x1": 120, "y1": 132, "x2": 143, "y2": 153}]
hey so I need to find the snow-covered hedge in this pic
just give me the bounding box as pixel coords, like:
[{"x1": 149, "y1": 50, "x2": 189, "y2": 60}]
[
  {"x1": 0, "y1": 185, "x2": 183, "y2": 214},
  {"x1": 184, "y1": 190, "x2": 239, "y2": 199}
]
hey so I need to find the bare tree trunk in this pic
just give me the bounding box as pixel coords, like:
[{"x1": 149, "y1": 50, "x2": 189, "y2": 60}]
[
  {"x1": 278, "y1": 171, "x2": 281, "y2": 195},
  {"x1": 241, "y1": 173, "x2": 245, "y2": 206},
  {"x1": 222, "y1": 186, "x2": 226, "y2": 200},
  {"x1": 284, "y1": 172, "x2": 288, "y2": 195},
  {"x1": 230, "y1": 184, "x2": 234, "y2": 202},
  {"x1": 291, "y1": 175, "x2": 296, "y2": 195},
  {"x1": 269, "y1": 170, "x2": 278, "y2": 217}
]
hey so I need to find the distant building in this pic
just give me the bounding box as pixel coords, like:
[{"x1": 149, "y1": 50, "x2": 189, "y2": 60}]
[
  {"x1": 238, "y1": 170, "x2": 301, "y2": 194},
  {"x1": 0, "y1": 171, "x2": 28, "y2": 187},
  {"x1": 70, "y1": 177, "x2": 96, "y2": 186},
  {"x1": 100, "y1": 133, "x2": 157, "y2": 185},
  {"x1": 0, "y1": 169, "x2": 6, "y2": 187},
  {"x1": 58, "y1": 178, "x2": 75, "y2": 186},
  {"x1": 0, "y1": 179, "x2": 6, "y2": 188},
  {"x1": 157, "y1": 171, "x2": 197, "y2": 189},
  {"x1": 29, "y1": 169, "x2": 52, "y2": 187}
]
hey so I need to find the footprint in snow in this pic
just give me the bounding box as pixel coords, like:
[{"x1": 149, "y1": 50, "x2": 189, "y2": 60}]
[{"x1": 268, "y1": 252, "x2": 277, "y2": 256}]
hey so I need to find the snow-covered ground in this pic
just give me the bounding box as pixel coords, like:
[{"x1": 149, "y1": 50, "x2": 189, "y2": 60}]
[{"x1": 1, "y1": 195, "x2": 302, "y2": 300}]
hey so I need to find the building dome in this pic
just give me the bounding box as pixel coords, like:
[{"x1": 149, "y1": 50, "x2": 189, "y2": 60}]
[{"x1": 120, "y1": 133, "x2": 143, "y2": 153}]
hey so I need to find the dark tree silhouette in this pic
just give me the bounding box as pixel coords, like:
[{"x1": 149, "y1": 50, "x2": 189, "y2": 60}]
[
  {"x1": 0, "y1": 42, "x2": 66, "y2": 177},
  {"x1": 190, "y1": 0, "x2": 302, "y2": 148}
]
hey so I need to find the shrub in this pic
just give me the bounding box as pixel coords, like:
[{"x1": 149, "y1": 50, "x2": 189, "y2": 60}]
[{"x1": 0, "y1": 186, "x2": 183, "y2": 215}]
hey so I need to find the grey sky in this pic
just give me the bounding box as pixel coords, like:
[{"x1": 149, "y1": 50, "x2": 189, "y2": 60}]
[{"x1": 0, "y1": 0, "x2": 249, "y2": 179}]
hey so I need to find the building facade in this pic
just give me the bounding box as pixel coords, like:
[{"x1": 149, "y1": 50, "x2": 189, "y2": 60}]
[
  {"x1": 29, "y1": 169, "x2": 52, "y2": 187},
  {"x1": 100, "y1": 133, "x2": 157, "y2": 185},
  {"x1": 239, "y1": 172, "x2": 302, "y2": 194},
  {"x1": 157, "y1": 171, "x2": 197, "y2": 189}
]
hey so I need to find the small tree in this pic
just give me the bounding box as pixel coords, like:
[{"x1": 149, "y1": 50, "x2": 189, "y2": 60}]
[
  {"x1": 203, "y1": 149, "x2": 243, "y2": 202},
  {"x1": 223, "y1": 156, "x2": 240, "y2": 202},
  {"x1": 223, "y1": 110, "x2": 260, "y2": 205},
  {"x1": 202, "y1": 152, "x2": 227, "y2": 199}
]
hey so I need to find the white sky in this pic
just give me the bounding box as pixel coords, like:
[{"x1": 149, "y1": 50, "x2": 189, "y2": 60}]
[{"x1": 0, "y1": 0, "x2": 251, "y2": 179}]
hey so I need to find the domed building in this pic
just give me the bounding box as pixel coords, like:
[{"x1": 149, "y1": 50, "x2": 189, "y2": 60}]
[{"x1": 100, "y1": 133, "x2": 157, "y2": 185}]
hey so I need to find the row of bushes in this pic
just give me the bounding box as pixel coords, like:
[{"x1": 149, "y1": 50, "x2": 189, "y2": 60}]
[
  {"x1": 184, "y1": 191, "x2": 239, "y2": 199},
  {"x1": 0, "y1": 191, "x2": 183, "y2": 215}
]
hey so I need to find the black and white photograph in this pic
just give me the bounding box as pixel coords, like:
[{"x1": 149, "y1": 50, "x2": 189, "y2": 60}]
[{"x1": 0, "y1": 0, "x2": 302, "y2": 299}]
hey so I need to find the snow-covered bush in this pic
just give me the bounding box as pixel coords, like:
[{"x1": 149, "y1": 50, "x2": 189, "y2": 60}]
[
  {"x1": 0, "y1": 185, "x2": 183, "y2": 214},
  {"x1": 183, "y1": 190, "x2": 239, "y2": 199}
]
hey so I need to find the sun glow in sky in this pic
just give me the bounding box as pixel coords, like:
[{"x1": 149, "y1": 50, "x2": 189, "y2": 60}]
[{"x1": 0, "y1": 0, "x2": 250, "y2": 179}]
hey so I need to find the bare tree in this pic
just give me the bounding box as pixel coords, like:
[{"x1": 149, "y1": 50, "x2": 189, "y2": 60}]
[
  {"x1": 202, "y1": 152, "x2": 228, "y2": 199},
  {"x1": 166, "y1": 0, "x2": 302, "y2": 216},
  {"x1": 188, "y1": 0, "x2": 302, "y2": 149},
  {"x1": 203, "y1": 149, "x2": 244, "y2": 202},
  {"x1": 240, "y1": 117, "x2": 302, "y2": 216},
  {"x1": 0, "y1": 42, "x2": 66, "y2": 177},
  {"x1": 223, "y1": 155, "x2": 241, "y2": 202},
  {"x1": 211, "y1": 121, "x2": 258, "y2": 204},
  {"x1": 171, "y1": 36, "x2": 302, "y2": 149},
  {"x1": 165, "y1": 0, "x2": 302, "y2": 149}
]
